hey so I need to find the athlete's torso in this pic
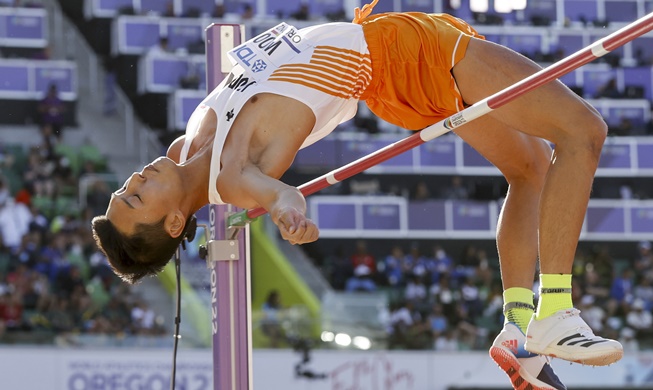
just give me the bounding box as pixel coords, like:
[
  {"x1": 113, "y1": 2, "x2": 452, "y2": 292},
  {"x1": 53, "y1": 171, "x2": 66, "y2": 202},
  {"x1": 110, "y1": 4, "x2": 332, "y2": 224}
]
[{"x1": 180, "y1": 21, "x2": 372, "y2": 204}]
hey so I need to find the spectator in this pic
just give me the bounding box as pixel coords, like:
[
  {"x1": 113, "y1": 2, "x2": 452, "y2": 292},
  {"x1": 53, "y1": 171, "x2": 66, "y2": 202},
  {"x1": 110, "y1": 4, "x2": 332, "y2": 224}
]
[
  {"x1": 442, "y1": 176, "x2": 470, "y2": 200},
  {"x1": 37, "y1": 84, "x2": 67, "y2": 141},
  {"x1": 345, "y1": 263, "x2": 376, "y2": 292},
  {"x1": 289, "y1": 3, "x2": 309, "y2": 20},
  {"x1": 411, "y1": 181, "x2": 431, "y2": 201},
  {"x1": 428, "y1": 303, "x2": 449, "y2": 342},
  {"x1": 147, "y1": 37, "x2": 171, "y2": 56},
  {"x1": 382, "y1": 245, "x2": 406, "y2": 287},
  {"x1": 241, "y1": 4, "x2": 253, "y2": 20},
  {"x1": 0, "y1": 293, "x2": 26, "y2": 331},
  {"x1": 635, "y1": 240, "x2": 653, "y2": 278},
  {"x1": 350, "y1": 240, "x2": 377, "y2": 275},
  {"x1": 610, "y1": 268, "x2": 634, "y2": 304},
  {"x1": 619, "y1": 327, "x2": 639, "y2": 353},
  {"x1": 633, "y1": 275, "x2": 653, "y2": 308},
  {"x1": 578, "y1": 294, "x2": 605, "y2": 332},
  {"x1": 594, "y1": 78, "x2": 623, "y2": 99},
  {"x1": 0, "y1": 194, "x2": 32, "y2": 253},
  {"x1": 131, "y1": 300, "x2": 157, "y2": 335},
  {"x1": 261, "y1": 290, "x2": 285, "y2": 347},
  {"x1": 404, "y1": 274, "x2": 427, "y2": 303},
  {"x1": 323, "y1": 246, "x2": 353, "y2": 290},
  {"x1": 626, "y1": 299, "x2": 653, "y2": 340},
  {"x1": 434, "y1": 328, "x2": 459, "y2": 351}
]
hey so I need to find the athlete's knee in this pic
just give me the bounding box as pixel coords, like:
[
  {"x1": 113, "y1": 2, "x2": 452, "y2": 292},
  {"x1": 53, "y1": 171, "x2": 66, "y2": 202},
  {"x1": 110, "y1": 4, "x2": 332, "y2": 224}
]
[
  {"x1": 571, "y1": 108, "x2": 608, "y2": 159},
  {"x1": 555, "y1": 103, "x2": 607, "y2": 161},
  {"x1": 504, "y1": 138, "x2": 551, "y2": 187}
]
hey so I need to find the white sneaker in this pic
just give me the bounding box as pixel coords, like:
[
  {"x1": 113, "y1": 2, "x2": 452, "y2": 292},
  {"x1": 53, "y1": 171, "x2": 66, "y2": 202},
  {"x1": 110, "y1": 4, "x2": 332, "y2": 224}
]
[
  {"x1": 525, "y1": 309, "x2": 624, "y2": 366},
  {"x1": 490, "y1": 323, "x2": 567, "y2": 390}
]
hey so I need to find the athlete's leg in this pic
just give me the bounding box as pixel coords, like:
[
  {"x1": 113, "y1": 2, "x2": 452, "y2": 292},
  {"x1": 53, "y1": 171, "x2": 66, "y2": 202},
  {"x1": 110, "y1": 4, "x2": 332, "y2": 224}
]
[
  {"x1": 456, "y1": 118, "x2": 550, "y2": 293},
  {"x1": 452, "y1": 37, "x2": 622, "y2": 366},
  {"x1": 456, "y1": 118, "x2": 567, "y2": 390},
  {"x1": 453, "y1": 38, "x2": 606, "y2": 276}
]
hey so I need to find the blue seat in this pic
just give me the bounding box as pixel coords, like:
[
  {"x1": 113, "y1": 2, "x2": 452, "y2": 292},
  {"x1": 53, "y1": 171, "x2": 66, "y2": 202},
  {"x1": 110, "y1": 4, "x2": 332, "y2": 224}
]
[
  {"x1": 623, "y1": 67, "x2": 653, "y2": 101},
  {"x1": 564, "y1": 0, "x2": 598, "y2": 23},
  {"x1": 165, "y1": 21, "x2": 204, "y2": 51},
  {"x1": 523, "y1": 0, "x2": 556, "y2": 25},
  {"x1": 582, "y1": 66, "x2": 618, "y2": 98},
  {"x1": 503, "y1": 33, "x2": 542, "y2": 58},
  {"x1": 139, "y1": 0, "x2": 169, "y2": 15},
  {"x1": 631, "y1": 36, "x2": 653, "y2": 65},
  {"x1": 554, "y1": 32, "x2": 584, "y2": 57},
  {"x1": 180, "y1": 0, "x2": 214, "y2": 16},
  {"x1": 400, "y1": 0, "x2": 434, "y2": 13},
  {"x1": 307, "y1": 0, "x2": 345, "y2": 17},
  {"x1": 266, "y1": 0, "x2": 303, "y2": 18},
  {"x1": 604, "y1": 0, "x2": 638, "y2": 23}
]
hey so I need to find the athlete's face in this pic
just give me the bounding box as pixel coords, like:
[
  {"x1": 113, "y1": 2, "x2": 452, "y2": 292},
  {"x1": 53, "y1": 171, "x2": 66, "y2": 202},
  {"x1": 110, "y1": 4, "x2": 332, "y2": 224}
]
[{"x1": 106, "y1": 157, "x2": 183, "y2": 235}]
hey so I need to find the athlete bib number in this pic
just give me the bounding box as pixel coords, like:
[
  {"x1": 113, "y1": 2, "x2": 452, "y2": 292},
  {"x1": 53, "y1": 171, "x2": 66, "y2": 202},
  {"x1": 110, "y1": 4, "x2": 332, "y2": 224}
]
[{"x1": 227, "y1": 22, "x2": 311, "y2": 82}]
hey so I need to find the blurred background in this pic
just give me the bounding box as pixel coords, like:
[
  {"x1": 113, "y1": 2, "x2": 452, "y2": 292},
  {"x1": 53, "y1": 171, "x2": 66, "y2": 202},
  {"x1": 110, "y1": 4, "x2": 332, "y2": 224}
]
[{"x1": 0, "y1": 0, "x2": 652, "y2": 389}]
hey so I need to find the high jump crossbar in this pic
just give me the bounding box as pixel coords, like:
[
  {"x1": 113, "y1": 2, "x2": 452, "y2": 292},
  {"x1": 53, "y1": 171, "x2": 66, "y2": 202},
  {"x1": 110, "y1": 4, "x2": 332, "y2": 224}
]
[{"x1": 227, "y1": 11, "x2": 653, "y2": 228}]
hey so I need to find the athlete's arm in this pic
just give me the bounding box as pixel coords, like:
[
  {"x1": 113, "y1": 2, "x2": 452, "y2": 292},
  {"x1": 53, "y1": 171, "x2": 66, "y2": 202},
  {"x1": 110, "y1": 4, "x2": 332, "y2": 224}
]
[
  {"x1": 218, "y1": 93, "x2": 319, "y2": 245},
  {"x1": 220, "y1": 164, "x2": 318, "y2": 245}
]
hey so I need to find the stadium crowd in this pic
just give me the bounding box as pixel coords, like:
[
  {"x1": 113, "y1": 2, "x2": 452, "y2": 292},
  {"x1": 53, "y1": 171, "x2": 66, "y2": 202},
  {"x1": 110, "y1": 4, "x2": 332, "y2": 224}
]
[
  {"x1": 0, "y1": 128, "x2": 166, "y2": 344},
  {"x1": 320, "y1": 237, "x2": 653, "y2": 351}
]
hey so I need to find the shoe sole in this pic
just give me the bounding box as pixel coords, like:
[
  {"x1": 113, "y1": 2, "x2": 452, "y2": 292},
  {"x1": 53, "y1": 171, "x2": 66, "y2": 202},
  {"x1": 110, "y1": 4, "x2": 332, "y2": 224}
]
[
  {"x1": 524, "y1": 344, "x2": 623, "y2": 366},
  {"x1": 489, "y1": 346, "x2": 558, "y2": 390}
]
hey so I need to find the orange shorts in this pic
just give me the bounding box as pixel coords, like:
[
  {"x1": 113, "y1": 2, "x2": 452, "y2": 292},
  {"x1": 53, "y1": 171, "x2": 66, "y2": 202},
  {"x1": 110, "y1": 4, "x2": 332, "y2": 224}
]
[{"x1": 359, "y1": 13, "x2": 484, "y2": 130}]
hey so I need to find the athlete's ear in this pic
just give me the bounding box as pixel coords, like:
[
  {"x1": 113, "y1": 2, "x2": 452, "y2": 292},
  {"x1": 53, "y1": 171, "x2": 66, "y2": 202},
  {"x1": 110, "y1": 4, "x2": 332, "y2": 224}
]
[{"x1": 166, "y1": 210, "x2": 186, "y2": 239}]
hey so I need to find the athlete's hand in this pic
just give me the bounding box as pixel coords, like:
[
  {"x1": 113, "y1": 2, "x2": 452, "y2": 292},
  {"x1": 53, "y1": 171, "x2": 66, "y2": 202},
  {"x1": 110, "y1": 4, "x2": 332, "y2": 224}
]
[{"x1": 273, "y1": 207, "x2": 319, "y2": 245}]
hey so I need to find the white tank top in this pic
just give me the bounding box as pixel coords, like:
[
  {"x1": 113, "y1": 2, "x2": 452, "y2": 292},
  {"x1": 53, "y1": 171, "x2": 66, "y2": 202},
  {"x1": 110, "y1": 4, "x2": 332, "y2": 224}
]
[{"x1": 180, "y1": 22, "x2": 371, "y2": 204}]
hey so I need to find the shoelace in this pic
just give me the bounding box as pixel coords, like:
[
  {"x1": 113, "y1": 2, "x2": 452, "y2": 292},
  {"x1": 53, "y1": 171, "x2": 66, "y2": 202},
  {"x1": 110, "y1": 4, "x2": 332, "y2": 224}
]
[{"x1": 353, "y1": 0, "x2": 379, "y2": 24}]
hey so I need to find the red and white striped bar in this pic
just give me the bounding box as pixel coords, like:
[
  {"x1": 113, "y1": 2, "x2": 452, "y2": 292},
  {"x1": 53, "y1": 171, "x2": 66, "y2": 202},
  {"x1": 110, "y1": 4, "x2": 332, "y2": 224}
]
[
  {"x1": 236, "y1": 11, "x2": 653, "y2": 223},
  {"x1": 205, "y1": 23, "x2": 253, "y2": 390}
]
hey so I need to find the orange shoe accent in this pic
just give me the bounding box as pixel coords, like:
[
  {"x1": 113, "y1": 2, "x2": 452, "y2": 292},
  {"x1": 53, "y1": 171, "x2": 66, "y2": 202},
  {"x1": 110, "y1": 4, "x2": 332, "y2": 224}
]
[{"x1": 352, "y1": 0, "x2": 379, "y2": 24}]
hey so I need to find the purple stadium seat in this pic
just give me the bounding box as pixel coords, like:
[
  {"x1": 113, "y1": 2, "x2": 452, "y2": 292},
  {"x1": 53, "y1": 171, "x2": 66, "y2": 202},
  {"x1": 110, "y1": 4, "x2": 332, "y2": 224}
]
[
  {"x1": 165, "y1": 21, "x2": 204, "y2": 51},
  {"x1": 138, "y1": 0, "x2": 170, "y2": 15},
  {"x1": 400, "y1": 0, "x2": 434, "y2": 13},
  {"x1": 223, "y1": 0, "x2": 256, "y2": 15},
  {"x1": 370, "y1": 0, "x2": 396, "y2": 13},
  {"x1": 582, "y1": 66, "x2": 618, "y2": 98},
  {"x1": 564, "y1": 0, "x2": 598, "y2": 23},
  {"x1": 503, "y1": 33, "x2": 542, "y2": 57},
  {"x1": 631, "y1": 36, "x2": 653, "y2": 65},
  {"x1": 307, "y1": 0, "x2": 345, "y2": 17},
  {"x1": 606, "y1": 105, "x2": 648, "y2": 127},
  {"x1": 604, "y1": 0, "x2": 638, "y2": 23},
  {"x1": 266, "y1": 0, "x2": 303, "y2": 18},
  {"x1": 553, "y1": 32, "x2": 584, "y2": 58},
  {"x1": 623, "y1": 67, "x2": 653, "y2": 101},
  {"x1": 180, "y1": 0, "x2": 215, "y2": 16},
  {"x1": 522, "y1": 0, "x2": 556, "y2": 25}
]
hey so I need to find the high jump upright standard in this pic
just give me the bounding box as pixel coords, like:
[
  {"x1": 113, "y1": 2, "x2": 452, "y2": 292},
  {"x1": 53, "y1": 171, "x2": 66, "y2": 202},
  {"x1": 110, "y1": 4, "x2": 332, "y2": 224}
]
[{"x1": 204, "y1": 23, "x2": 253, "y2": 390}]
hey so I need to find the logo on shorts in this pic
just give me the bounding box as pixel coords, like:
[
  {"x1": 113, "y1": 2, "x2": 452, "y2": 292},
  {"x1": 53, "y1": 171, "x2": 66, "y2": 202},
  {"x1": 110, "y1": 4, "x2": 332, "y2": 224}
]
[{"x1": 251, "y1": 59, "x2": 267, "y2": 73}]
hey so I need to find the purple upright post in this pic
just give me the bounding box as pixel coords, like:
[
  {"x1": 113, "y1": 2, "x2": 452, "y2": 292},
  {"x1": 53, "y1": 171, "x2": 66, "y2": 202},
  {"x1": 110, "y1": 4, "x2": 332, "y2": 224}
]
[{"x1": 205, "y1": 23, "x2": 252, "y2": 390}]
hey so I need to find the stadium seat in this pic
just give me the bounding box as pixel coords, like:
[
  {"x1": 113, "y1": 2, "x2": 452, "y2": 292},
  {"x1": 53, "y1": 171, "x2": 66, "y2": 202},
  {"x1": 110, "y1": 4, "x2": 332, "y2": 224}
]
[
  {"x1": 604, "y1": 0, "x2": 638, "y2": 24},
  {"x1": 564, "y1": 0, "x2": 598, "y2": 23}
]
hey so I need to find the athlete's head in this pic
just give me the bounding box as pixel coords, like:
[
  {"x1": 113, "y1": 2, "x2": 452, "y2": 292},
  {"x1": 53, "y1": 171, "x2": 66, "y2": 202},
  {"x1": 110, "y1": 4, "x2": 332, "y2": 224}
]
[{"x1": 91, "y1": 157, "x2": 190, "y2": 284}]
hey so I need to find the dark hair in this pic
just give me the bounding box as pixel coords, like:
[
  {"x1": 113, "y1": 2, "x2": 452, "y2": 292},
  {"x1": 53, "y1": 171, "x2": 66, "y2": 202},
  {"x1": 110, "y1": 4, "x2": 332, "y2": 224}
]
[{"x1": 91, "y1": 215, "x2": 189, "y2": 284}]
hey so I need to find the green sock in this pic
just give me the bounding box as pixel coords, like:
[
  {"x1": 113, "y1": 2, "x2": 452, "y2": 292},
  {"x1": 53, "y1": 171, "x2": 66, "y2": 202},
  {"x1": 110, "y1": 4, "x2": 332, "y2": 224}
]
[
  {"x1": 535, "y1": 274, "x2": 573, "y2": 320},
  {"x1": 503, "y1": 287, "x2": 535, "y2": 333}
]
